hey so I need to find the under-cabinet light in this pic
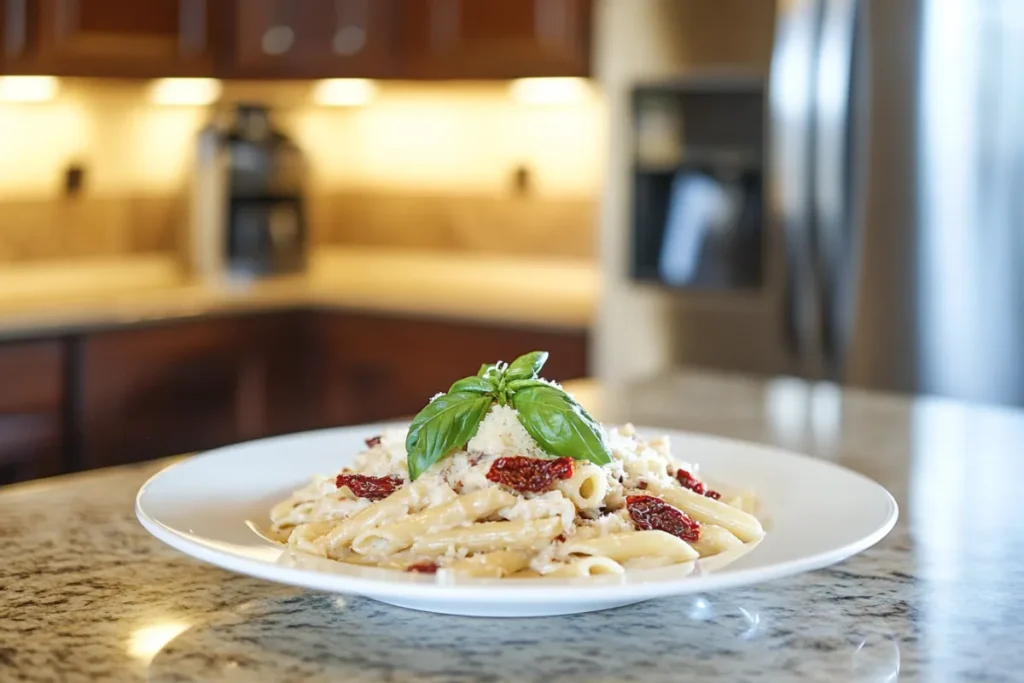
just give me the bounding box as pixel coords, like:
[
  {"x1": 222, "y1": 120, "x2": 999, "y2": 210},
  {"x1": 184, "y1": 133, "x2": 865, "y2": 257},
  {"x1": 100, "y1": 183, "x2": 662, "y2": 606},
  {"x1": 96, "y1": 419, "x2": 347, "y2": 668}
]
[
  {"x1": 148, "y1": 78, "x2": 222, "y2": 106},
  {"x1": 313, "y1": 79, "x2": 377, "y2": 107},
  {"x1": 509, "y1": 77, "x2": 591, "y2": 106},
  {"x1": 0, "y1": 76, "x2": 59, "y2": 103}
]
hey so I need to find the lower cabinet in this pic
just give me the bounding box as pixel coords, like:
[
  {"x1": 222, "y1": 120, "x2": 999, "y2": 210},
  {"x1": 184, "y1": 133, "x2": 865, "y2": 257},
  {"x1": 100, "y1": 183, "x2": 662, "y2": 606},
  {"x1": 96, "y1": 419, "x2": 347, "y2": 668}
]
[
  {"x1": 77, "y1": 312, "x2": 317, "y2": 469},
  {"x1": 2, "y1": 310, "x2": 589, "y2": 481},
  {"x1": 0, "y1": 341, "x2": 65, "y2": 485}
]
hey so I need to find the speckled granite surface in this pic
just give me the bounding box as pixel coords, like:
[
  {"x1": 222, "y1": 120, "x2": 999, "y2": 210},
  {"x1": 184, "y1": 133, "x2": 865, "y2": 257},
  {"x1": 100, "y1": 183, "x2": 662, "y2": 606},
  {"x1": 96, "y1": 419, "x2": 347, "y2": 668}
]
[{"x1": 3, "y1": 370, "x2": 1023, "y2": 682}]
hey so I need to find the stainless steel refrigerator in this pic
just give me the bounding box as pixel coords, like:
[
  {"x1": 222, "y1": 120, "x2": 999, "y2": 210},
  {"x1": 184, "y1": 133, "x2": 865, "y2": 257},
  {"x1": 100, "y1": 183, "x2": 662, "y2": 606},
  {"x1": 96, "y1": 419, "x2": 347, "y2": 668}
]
[{"x1": 629, "y1": 0, "x2": 1024, "y2": 406}]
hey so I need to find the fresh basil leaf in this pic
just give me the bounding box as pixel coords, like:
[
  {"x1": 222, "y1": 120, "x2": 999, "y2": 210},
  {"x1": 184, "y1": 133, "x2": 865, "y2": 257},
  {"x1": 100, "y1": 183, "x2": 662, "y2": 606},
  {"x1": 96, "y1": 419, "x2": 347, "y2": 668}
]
[
  {"x1": 449, "y1": 375, "x2": 497, "y2": 395},
  {"x1": 477, "y1": 363, "x2": 494, "y2": 377},
  {"x1": 505, "y1": 351, "x2": 549, "y2": 381},
  {"x1": 506, "y1": 378, "x2": 551, "y2": 392},
  {"x1": 510, "y1": 385, "x2": 611, "y2": 467},
  {"x1": 406, "y1": 392, "x2": 494, "y2": 480}
]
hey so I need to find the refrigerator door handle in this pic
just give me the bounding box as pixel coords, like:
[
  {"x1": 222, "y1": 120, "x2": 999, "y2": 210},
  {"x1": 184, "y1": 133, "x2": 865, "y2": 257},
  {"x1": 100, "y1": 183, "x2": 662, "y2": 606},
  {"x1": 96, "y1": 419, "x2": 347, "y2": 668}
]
[
  {"x1": 769, "y1": 0, "x2": 823, "y2": 372},
  {"x1": 812, "y1": 0, "x2": 868, "y2": 377}
]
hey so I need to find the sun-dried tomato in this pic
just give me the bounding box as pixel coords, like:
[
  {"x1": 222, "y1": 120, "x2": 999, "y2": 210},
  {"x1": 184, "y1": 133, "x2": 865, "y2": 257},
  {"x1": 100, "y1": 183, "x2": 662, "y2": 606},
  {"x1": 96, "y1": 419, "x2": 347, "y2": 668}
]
[
  {"x1": 676, "y1": 468, "x2": 706, "y2": 495},
  {"x1": 364, "y1": 435, "x2": 382, "y2": 448},
  {"x1": 336, "y1": 474, "x2": 403, "y2": 501},
  {"x1": 406, "y1": 562, "x2": 438, "y2": 574},
  {"x1": 486, "y1": 456, "x2": 574, "y2": 493},
  {"x1": 677, "y1": 468, "x2": 722, "y2": 500},
  {"x1": 626, "y1": 495, "x2": 700, "y2": 542}
]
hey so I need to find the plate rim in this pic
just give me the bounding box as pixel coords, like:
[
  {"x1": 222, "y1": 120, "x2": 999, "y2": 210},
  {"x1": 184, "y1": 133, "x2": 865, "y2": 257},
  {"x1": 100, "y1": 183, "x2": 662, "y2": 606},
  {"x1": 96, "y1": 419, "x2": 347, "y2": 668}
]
[{"x1": 135, "y1": 425, "x2": 899, "y2": 603}]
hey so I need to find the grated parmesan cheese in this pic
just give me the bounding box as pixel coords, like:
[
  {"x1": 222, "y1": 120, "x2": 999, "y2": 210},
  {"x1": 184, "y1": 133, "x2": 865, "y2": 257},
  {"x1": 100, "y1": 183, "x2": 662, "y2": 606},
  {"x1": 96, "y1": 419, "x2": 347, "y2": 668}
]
[
  {"x1": 467, "y1": 404, "x2": 548, "y2": 458},
  {"x1": 499, "y1": 490, "x2": 576, "y2": 533},
  {"x1": 437, "y1": 452, "x2": 494, "y2": 494},
  {"x1": 353, "y1": 428, "x2": 409, "y2": 477},
  {"x1": 575, "y1": 510, "x2": 633, "y2": 540}
]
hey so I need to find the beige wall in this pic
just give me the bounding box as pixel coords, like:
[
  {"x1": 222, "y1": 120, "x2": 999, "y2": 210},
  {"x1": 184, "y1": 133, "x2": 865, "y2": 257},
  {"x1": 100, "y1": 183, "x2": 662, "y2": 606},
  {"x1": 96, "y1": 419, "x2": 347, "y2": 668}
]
[{"x1": 0, "y1": 79, "x2": 605, "y2": 261}]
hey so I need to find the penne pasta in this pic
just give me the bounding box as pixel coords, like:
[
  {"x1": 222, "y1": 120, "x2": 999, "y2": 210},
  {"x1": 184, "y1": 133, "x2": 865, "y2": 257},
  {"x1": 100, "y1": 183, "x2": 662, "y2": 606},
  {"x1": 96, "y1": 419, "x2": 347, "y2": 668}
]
[
  {"x1": 658, "y1": 487, "x2": 764, "y2": 543},
  {"x1": 688, "y1": 523, "x2": 744, "y2": 557},
  {"x1": 351, "y1": 488, "x2": 517, "y2": 555},
  {"x1": 508, "y1": 568, "x2": 543, "y2": 579},
  {"x1": 562, "y1": 530, "x2": 699, "y2": 563},
  {"x1": 546, "y1": 556, "x2": 625, "y2": 577},
  {"x1": 323, "y1": 480, "x2": 455, "y2": 556},
  {"x1": 286, "y1": 521, "x2": 335, "y2": 557},
  {"x1": 557, "y1": 463, "x2": 608, "y2": 511},
  {"x1": 411, "y1": 518, "x2": 563, "y2": 555},
  {"x1": 448, "y1": 550, "x2": 532, "y2": 578}
]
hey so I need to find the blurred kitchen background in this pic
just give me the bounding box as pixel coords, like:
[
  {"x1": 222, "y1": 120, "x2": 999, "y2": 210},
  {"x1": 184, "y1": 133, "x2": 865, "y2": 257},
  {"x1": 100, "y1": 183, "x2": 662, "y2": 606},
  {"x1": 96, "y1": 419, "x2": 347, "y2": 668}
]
[{"x1": 1, "y1": 0, "x2": 1021, "y2": 485}]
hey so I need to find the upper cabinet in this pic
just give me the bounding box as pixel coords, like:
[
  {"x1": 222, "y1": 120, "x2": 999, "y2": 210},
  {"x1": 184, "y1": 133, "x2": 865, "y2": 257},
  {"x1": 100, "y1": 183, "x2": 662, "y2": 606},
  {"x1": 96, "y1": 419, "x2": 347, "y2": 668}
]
[
  {"x1": 2, "y1": 0, "x2": 215, "y2": 76},
  {"x1": 399, "y1": 0, "x2": 591, "y2": 79},
  {"x1": 225, "y1": 0, "x2": 398, "y2": 78},
  {"x1": 1, "y1": 0, "x2": 591, "y2": 79}
]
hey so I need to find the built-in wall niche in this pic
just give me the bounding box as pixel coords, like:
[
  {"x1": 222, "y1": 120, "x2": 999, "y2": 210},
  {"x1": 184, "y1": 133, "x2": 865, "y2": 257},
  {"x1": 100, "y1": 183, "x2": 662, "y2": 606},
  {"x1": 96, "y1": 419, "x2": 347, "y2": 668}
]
[{"x1": 630, "y1": 74, "x2": 765, "y2": 291}]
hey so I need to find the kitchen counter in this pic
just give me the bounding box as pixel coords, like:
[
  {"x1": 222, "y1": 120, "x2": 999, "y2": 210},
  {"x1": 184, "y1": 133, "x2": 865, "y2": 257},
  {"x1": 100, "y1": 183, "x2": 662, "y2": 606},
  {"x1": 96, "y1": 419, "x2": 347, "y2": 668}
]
[
  {"x1": 0, "y1": 248, "x2": 597, "y2": 339},
  {"x1": 3, "y1": 370, "x2": 1022, "y2": 682}
]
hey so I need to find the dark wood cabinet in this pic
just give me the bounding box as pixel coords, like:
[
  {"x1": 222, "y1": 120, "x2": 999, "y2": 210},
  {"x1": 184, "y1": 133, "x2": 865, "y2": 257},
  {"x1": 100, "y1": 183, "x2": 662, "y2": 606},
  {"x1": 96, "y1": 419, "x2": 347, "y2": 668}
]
[
  {"x1": 0, "y1": 310, "x2": 589, "y2": 482},
  {"x1": 315, "y1": 313, "x2": 588, "y2": 426},
  {"x1": 79, "y1": 317, "x2": 256, "y2": 469},
  {"x1": 261, "y1": 312, "x2": 322, "y2": 436},
  {"x1": 3, "y1": 0, "x2": 215, "y2": 76},
  {"x1": 399, "y1": 0, "x2": 591, "y2": 79},
  {"x1": 0, "y1": 341, "x2": 65, "y2": 485},
  {"x1": 224, "y1": 0, "x2": 398, "y2": 78},
  {"x1": 2, "y1": 0, "x2": 592, "y2": 78},
  {"x1": 77, "y1": 313, "x2": 317, "y2": 470}
]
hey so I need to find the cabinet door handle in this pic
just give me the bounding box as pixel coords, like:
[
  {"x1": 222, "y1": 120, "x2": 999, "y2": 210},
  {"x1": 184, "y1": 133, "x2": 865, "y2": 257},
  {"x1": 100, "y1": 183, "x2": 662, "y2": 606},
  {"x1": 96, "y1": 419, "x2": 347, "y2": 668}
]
[
  {"x1": 430, "y1": 0, "x2": 460, "y2": 52},
  {"x1": 54, "y1": 0, "x2": 77, "y2": 39},
  {"x1": 2, "y1": 0, "x2": 26, "y2": 57},
  {"x1": 535, "y1": 0, "x2": 570, "y2": 46},
  {"x1": 262, "y1": 25, "x2": 294, "y2": 55},
  {"x1": 179, "y1": 0, "x2": 207, "y2": 56},
  {"x1": 332, "y1": 0, "x2": 368, "y2": 56},
  {"x1": 262, "y1": 0, "x2": 295, "y2": 55}
]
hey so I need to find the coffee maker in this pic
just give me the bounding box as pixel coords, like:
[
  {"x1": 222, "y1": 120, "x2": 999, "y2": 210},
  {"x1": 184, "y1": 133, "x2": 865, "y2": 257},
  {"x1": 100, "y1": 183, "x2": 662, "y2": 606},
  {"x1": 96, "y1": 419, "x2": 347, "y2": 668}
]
[{"x1": 190, "y1": 104, "x2": 308, "y2": 280}]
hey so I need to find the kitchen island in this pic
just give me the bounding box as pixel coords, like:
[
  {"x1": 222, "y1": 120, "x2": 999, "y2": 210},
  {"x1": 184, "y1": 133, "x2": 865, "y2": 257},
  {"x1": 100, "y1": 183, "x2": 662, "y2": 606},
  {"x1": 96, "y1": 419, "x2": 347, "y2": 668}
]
[{"x1": 2, "y1": 370, "x2": 1021, "y2": 682}]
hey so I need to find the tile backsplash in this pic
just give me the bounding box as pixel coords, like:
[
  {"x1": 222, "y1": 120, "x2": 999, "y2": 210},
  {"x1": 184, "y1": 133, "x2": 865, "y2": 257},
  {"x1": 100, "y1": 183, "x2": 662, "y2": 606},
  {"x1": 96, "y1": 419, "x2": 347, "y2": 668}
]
[
  {"x1": 312, "y1": 192, "x2": 595, "y2": 259},
  {"x1": 0, "y1": 80, "x2": 605, "y2": 263},
  {"x1": 0, "y1": 196, "x2": 180, "y2": 262}
]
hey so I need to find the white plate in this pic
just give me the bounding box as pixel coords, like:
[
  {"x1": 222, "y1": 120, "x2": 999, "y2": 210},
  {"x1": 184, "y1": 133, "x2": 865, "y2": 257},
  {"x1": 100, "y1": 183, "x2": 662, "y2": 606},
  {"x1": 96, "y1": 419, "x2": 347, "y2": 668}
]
[{"x1": 136, "y1": 424, "x2": 897, "y2": 617}]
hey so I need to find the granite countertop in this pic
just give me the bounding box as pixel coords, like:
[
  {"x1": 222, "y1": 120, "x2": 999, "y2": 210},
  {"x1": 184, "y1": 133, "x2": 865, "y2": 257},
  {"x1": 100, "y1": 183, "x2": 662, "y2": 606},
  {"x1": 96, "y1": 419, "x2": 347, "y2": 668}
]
[
  {"x1": 0, "y1": 248, "x2": 597, "y2": 339},
  {"x1": 3, "y1": 370, "x2": 1023, "y2": 682}
]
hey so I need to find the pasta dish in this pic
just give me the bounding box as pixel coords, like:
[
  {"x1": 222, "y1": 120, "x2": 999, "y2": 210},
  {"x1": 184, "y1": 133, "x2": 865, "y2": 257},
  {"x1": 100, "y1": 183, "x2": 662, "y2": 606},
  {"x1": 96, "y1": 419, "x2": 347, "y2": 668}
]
[{"x1": 268, "y1": 352, "x2": 764, "y2": 579}]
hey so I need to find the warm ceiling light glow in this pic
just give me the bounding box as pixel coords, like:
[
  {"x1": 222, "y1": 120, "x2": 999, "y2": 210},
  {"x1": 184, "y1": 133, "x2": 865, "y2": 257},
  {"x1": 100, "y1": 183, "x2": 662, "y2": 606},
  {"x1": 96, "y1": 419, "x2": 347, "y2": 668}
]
[
  {"x1": 0, "y1": 76, "x2": 59, "y2": 103},
  {"x1": 148, "y1": 78, "x2": 222, "y2": 106},
  {"x1": 509, "y1": 77, "x2": 591, "y2": 105},
  {"x1": 313, "y1": 79, "x2": 377, "y2": 107},
  {"x1": 127, "y1": 620, "x2": 191, "y2": 663}
]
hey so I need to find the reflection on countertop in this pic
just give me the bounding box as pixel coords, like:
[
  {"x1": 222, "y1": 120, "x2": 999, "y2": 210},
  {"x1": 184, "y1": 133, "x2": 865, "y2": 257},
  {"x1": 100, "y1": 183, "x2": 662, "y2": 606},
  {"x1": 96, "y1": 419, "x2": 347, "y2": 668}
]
[
  {"x1": 0, "y1": 247, "x2": 598, "y2": 337},
  {"x1": 3, "y1": 370, "x2": 1024, "y2": 681}
]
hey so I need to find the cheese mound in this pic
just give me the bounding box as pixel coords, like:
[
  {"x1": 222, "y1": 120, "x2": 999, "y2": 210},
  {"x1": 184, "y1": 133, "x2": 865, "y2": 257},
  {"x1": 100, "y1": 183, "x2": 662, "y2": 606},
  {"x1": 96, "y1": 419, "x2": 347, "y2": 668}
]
[{"x1": 467, "y1": 404, "x2": 548, "y2": 459}]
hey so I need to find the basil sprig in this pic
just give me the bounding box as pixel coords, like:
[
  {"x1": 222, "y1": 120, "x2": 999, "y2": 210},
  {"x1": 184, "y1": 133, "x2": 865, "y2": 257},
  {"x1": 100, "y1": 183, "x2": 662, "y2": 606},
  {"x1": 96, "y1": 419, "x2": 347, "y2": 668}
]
[
  {"x1": 406, "y1": 392, "x2": 494, "y2": 480},
  {"x1": 405, "y1": 351, "x2": 612, "y2": 479},
  {"x1": 509, "y1": 385, "x2": 611, "y2": 467}
]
